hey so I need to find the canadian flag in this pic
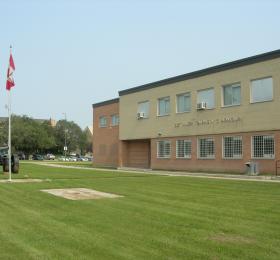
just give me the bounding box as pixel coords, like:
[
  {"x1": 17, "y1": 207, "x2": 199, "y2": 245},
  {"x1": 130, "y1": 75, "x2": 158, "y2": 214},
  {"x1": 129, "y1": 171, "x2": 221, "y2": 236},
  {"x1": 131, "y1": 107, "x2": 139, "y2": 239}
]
[{"x1": 6, "y1": 53, "x2": 15, "y2": 90}]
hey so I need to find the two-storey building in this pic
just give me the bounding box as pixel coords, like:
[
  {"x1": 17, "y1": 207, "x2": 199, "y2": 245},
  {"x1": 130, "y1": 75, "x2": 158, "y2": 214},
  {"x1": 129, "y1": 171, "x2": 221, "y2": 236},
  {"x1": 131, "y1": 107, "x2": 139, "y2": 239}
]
[{"x1": 93, "y1": 49, "x2": 280, "y2": 173}]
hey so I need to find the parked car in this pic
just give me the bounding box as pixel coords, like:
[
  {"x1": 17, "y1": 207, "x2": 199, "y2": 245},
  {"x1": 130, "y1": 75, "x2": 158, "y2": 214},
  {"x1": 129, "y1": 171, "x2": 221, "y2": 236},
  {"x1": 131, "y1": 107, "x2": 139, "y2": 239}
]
[
  {"x1": 58, "y1": 156, "x2": 69, "y2": 161},
  {"x1": 75, "y1": 155, "x2": 88, "y2": 161},
  {"x1": 32, "y1": 154, "x2": 44, "y2": 160},
  {"x1": 69, "y1": 156, "x2": 77, "y2": 162},
  {"x1": 18, "y1": 152, "x2": 26, "y2": 160},
  {"x1": 85, "y1": 156, "x2": 93, "y2": 161},
  {"x1": 46, "y1": 153, "x2": 55, "y2": 160}
]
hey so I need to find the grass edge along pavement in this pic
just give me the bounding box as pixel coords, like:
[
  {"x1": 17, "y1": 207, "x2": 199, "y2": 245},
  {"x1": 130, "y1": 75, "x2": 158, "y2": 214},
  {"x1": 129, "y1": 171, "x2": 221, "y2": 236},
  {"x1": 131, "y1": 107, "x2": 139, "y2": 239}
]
[
  {"x1": 20, "y1": 161, "x2": 280, "y2": 184},
  {"x1": 0, "y1": 163, "x2": 279, "y2": 259}
]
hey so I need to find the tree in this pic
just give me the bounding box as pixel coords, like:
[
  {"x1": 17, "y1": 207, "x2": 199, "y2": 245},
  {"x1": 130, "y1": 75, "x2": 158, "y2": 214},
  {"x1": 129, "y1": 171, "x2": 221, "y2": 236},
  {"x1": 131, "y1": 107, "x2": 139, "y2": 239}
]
[
  {"x1": 0, "y1": 115, "x2": 86, "y2": 155},
  {"x1": 11, "y1": 115, "x2": 56, "y2": 154},
  {"x1": 54, "y1": 120, "x2": 85, "y2": 154}
]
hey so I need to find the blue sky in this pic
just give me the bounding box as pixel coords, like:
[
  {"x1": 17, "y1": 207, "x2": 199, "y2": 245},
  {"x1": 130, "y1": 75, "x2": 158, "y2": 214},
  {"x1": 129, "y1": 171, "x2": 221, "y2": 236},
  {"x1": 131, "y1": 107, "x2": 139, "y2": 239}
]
[{"x1": 0, "y1": 0, "x2": 279, "y2": 128}]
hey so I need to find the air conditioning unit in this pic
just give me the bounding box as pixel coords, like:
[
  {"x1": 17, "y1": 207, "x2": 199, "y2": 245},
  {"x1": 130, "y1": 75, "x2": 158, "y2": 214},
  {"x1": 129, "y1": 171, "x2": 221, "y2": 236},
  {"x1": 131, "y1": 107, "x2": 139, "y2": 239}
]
[
  {"x1": 197, "y1": 102, "x2": 207, "y2": 110},
  {"x1": 137, "y1": 112, "x2": 145, "y2": 119}
]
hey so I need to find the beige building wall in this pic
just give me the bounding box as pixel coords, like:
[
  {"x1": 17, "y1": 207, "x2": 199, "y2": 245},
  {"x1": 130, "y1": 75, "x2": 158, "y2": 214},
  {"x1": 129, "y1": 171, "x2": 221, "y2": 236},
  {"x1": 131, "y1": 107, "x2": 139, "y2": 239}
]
[{"x1": 119, "y1": 58, "x2": 280, "y2": 140}]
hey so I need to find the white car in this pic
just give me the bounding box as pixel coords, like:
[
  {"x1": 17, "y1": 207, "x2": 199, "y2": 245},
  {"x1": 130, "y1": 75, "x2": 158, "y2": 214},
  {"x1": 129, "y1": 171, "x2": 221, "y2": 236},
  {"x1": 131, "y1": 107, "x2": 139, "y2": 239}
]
[
  {"x1": 69, "y1": 157, "x2": 77, "y2": 162},
  {"x1": 58, "y1": 156, "x2": 69, "y2": 161},
  {"x1": 46, "y1": 153, "x2": 55, "y2": 160}
]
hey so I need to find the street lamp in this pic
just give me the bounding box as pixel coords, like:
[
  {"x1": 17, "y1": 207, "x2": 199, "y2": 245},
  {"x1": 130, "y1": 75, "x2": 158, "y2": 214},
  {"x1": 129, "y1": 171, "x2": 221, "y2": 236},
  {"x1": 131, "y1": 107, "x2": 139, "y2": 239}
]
[{"x1": 62, "y1": 113, "x2": 67, "y2": 161}]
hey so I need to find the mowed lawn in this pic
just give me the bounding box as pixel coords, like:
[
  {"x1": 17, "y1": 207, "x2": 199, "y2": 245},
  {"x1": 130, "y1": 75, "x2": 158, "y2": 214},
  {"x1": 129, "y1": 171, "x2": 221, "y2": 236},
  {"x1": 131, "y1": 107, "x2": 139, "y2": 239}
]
[{"x1": 0, "y1": 163, "x2": 279, "y2": 259}]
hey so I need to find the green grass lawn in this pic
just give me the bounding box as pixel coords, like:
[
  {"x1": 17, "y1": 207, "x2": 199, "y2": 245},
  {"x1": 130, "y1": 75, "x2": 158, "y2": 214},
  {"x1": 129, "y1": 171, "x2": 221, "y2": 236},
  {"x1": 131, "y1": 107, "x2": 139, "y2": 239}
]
[{"x1": 0, "y1": 163, "x2": 279, "y2": 259}]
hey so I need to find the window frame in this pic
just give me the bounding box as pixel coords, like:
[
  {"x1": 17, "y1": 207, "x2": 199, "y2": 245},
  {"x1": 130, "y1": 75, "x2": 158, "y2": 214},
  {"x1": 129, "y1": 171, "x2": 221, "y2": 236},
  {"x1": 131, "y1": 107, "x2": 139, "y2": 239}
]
[
  {"x1": 197, "y1": 137, "x2": 215, "y2": 159},
  {"x1": 99, "y1": 116, "x2": 107, "y2": 128},
  {"x1": 222, "y1": 82, "x2": 241, "y2": 107},
  {"x1": 176, "y1": 140, "x2": 192, "y2": 159},
  {"x1": 251, "y1": 135, "x2": 275, "y2": 159},
  {"x1": 197, "y1": 87, "x2": 215, "y2": 110},
  {"x1": 111, "y1": 114, "x2": 119, "y2": 126},
  {"x1": 250, "y1": 76, "x2": 273, "y2": 104},
  {"x1": 157, "y1": 96, "x2": 170, "y2": 116},
  {"x1": 137, "y1": 100, "x2": 150, "y2": 119},
  {"x1": 222, "y1": 136, "x2": 243, "y2": 159},
  {"x1": 176, "y1": 92, "x2": 191, "y2": 114},
  {"x1": 157, "y1": 140, "x2": 171, "y2": 158}
]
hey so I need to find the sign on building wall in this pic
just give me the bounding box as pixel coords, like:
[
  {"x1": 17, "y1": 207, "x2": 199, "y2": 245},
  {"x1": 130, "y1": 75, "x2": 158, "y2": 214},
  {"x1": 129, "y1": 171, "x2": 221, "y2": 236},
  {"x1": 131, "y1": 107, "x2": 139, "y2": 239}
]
[{"x1": 174, "y1": 116, "x2": 242, "y2": 128}]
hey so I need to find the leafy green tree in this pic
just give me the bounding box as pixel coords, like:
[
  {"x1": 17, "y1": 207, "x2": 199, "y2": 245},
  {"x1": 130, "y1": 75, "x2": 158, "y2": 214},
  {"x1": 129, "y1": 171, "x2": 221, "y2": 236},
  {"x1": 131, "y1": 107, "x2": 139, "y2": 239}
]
[
  {"x1": 54, "y1": 120, "x2": 85, "y2": 154},
  {"x1": 0, "y1": 115, "x2": 86, "y2": 156},
  {"x1": 0, "y1": 119, "x2": 8, "y2": 147},
  {"x1": 10, "y1": 115, "x2": 56, "y2": 154}
]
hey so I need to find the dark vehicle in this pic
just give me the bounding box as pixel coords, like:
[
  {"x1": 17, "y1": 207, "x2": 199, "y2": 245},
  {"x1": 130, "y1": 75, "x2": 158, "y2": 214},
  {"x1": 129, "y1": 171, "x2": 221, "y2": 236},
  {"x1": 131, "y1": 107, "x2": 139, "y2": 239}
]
[
  {"x1": 32, "y1": 154, "x2": 44, "y2": 160},
  {"x1": 0, "y1": 147, "x2": 8, "y2": 165},
  {"x1": 2, "y1": 154, "x2": 19, "y2": 173}
]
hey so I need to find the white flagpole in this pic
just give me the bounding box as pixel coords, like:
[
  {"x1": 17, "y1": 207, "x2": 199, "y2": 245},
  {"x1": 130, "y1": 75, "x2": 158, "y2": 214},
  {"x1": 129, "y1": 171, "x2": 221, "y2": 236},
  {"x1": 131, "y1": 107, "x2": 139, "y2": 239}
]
[
  {"x1": 8, "y1": 89, "x2": 12, "y2": 181},
  {"x1": 7, "y1": 45, "x2": 13, "y2": 182}
]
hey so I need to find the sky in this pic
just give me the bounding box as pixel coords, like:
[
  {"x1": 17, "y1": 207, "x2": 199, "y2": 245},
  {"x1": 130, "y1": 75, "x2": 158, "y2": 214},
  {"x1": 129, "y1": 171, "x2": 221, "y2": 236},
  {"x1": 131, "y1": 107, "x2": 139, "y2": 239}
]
[{"x1": 0, "y1": 0, "x2": 279, "y2": 128}]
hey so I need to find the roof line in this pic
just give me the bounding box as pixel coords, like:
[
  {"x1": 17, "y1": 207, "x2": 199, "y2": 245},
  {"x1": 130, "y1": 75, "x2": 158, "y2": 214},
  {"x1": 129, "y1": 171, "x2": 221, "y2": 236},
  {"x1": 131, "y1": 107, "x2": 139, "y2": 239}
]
[
  {"x1": 92, "y1": 98, "x2": 119, "y2": 108},
  {"x1": 119, "y1": 49, "x2": 280, "y2": 96}
]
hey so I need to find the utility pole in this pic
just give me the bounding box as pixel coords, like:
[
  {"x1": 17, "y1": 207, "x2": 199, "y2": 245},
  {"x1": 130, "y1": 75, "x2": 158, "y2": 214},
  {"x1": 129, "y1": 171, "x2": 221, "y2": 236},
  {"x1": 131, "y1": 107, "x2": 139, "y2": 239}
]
[{"x1": 63, "y1": 113, "x2": 67, "y2": 161}]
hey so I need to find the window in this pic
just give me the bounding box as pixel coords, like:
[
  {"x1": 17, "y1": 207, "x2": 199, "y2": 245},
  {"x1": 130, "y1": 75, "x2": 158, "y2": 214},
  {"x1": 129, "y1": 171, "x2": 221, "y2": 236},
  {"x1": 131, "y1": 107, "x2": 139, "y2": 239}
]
[
  {"x1": 197, "y1": 88, "x2": 215, "y2": 109},
  {"x1": 99, "y1": 116, "x2": 107, "y2": 128},
  {"x1": 177, "y1": 93, "x2": 191, "y2": 113},
  {"x1": 252, "y1": 135, "x2": 274, "y2": 159},
  {"x1": 223, "y1": 136, "x2": 242, "y2": 159},
  {"x1": 176, "y1": 140, "x2": 191, "y2": 158},
  {"x1": 251, "y1": 77, "x2": 273, "y2": 103},
  {"x1": 198, "y1": 138, "x2": 215, "y2": 159},
  {"x1": 158, "y1": 97, "x2": 170, "y2": 116},
  {"x1": 111, "y1": 114, "x2": 119, "y2": 126},
  {"x1": 157, "y1": 140, "x2": 171, "y2": 158},
  {"x1": 137, "y1": 101, "x2": 149, "y2": 118},
  {"x1": 223, "y1": 83, "x2": 241, "y2": 106}
]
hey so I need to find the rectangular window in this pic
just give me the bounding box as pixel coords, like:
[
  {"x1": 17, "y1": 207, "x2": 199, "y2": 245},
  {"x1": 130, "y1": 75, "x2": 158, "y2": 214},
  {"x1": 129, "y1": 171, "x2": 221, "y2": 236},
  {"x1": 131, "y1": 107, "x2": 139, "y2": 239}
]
[
  {"x1": 251, "y1": 77, "x2": 273, "y2": 103},
  {"x1": 223, "y1": 136, "x2": 242, "y2": 159},
  {"x1": 99, "y1": 116, "x2": 107, "y2": 128},
  {"x1": 137, "y1": 101, "x2": 150, "y2": 118},
  {"x1": 157, "y1": 140, "x2": 171, "y2": 158},
  {"x1": 197, "y1": 88, "x2": 215, "y2": 109},
  {"x1": 111, "y1": 114, "x2": 119, "y2": 126},
  {"x1": 198, "y1": 138, "x2": 215, "y2": 159},
  {"x1": 158, "y1": 97, "x2": 170, "y2": 116},
  {"x1": 223, "y1": 83, "x2": 241, "y2": 106},
  {"x1": 176, "y1": 93, "x2": 191, "y2": 113},
  {"x1": 252, "y1": 135, "x2": 274, "y2": 159},
  {"x1": 176, "y1": 140, "x2": 192, "y2": 158}
]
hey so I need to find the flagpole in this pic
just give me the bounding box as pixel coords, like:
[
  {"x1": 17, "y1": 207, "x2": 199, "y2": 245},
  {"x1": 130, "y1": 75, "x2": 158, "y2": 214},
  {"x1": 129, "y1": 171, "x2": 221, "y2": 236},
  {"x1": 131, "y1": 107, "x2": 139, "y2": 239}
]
[
  {"x1": 8, "y1": 45, "x2": 12, "y2": 181},
  {"x1": 8, "y1": 89, "x2": 12, "y2": 181}
]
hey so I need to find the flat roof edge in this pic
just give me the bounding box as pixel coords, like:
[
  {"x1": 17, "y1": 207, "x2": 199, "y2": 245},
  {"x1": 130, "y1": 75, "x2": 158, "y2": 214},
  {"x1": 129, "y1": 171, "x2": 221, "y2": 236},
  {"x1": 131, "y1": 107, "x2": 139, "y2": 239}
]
[
  {"x1": 119, "y1": 49, "x2": 280, "y2": 96},
  {"x1": 92, "y1": 98, "x2": 119, "y2": 108}
]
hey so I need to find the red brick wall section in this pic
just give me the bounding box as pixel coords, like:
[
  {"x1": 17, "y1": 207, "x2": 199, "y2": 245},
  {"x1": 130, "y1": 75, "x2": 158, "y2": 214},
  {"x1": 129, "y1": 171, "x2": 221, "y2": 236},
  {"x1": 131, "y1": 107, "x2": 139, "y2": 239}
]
[
  {"x1": 93, "y1": 102, "x2": 119, "y2": 167},
  {"x1": 151, "y1": 131, "x2": 280, "y2": 174}
]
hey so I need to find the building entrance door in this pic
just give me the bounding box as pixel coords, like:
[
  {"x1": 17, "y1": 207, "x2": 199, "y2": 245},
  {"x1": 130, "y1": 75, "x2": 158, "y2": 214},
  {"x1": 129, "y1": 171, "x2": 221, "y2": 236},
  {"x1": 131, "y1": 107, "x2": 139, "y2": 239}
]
[{"x1": 126, "y1": 139, "x2": 151, "y2": 169}]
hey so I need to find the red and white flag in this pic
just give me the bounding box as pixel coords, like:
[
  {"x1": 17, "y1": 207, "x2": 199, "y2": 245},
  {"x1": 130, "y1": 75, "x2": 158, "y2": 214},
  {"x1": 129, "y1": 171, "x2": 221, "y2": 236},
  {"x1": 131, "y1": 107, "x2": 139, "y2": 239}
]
[{"x1": 6, "y1": 52, "x2": 15, "y2": 90}]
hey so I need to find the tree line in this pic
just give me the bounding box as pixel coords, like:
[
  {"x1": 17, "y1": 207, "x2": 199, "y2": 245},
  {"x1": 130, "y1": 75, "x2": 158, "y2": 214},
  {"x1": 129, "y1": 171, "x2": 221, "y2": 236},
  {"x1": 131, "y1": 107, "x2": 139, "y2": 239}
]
[{"x1": 0, "y1": 115, "x2": 92, "y2": 156}]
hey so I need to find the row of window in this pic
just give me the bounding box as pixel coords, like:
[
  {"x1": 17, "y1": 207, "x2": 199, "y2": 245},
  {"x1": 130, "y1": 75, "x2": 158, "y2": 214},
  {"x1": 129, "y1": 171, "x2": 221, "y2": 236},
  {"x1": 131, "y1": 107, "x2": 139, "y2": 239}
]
[
  {"x1": 138, "y1": 77, "x2": 273, "y2": 117},
  {"x1": 157, "y1": 135, "x2": 275, "y2": 159},
  {"x1": 99, "y1": 114, "x2": 119, "y2": 128}
]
